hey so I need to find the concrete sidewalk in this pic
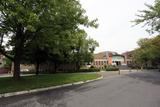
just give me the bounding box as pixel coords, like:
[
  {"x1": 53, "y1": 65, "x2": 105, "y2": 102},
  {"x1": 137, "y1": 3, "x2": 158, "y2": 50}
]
[
  {"x1": 0, "y1": 74, "x2": 34, "y2": 78},
  {"x1": 99, "y1": 69, "x2": 140, "y2": 77}
]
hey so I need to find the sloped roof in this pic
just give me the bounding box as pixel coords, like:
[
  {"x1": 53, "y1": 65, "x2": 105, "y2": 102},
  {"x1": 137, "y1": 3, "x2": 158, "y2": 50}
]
[
  {"x1": 94, "y1": 52, "x2": 107, "y2": 59},
  {"x1": 94, "y1": 51, "x2": 118, "y2": 59},
  {"x1": 122, "y1": 51, "x2": 134, "y2": 59}
]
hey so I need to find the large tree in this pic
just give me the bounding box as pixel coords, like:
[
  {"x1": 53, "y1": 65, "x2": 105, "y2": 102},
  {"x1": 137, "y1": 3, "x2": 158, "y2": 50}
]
[
  {"x1": 133, "y1": 0, "x2": 160, "y2": 69},
  {"x1": 23, "y1": 29, "x2": 99, "y2": 73},
  {"x1": 0, "y1": 0, "x2": 98, "y2": 79}
]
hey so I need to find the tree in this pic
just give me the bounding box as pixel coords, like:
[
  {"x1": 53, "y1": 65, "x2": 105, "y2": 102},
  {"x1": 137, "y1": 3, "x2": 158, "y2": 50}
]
[
  {"x1": 0, "y1": 0, "x2": 98, "y2": 79},
  {"x1": 134, "y1": 0, "x2": 160, "y2": 33},
  {"x1": 133, "y1": 36, "x2": 160, "y2": 69},
  {"x1": 70, "y1": 30, "x2": 99, "y2": 71},
  {"x1": 133, "y1": 0, "x2": 160, "y2": 70}
]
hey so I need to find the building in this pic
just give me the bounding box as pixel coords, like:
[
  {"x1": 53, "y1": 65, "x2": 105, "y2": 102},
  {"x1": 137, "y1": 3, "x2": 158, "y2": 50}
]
[
  {"x1": 122, "y1": 51, "x2": 134, "y2": 67},
  {"x1": 92, "y1": 51, "x2": 125, "y2": 68},
  {"x1": 92, "y1": 52, "x2": 108, "y2": 68},
  {"x1": 112, "y1": 54, "x2": 125, "y2": 66},
  {"x1": 92, "y1": 50, "x2": 134, "y2": 68}
]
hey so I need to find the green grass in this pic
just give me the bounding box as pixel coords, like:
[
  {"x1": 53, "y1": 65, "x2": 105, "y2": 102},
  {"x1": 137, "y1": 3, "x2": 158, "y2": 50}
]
[{"x1": 0, "y1": 73, "x2": 100, "y2": 94}]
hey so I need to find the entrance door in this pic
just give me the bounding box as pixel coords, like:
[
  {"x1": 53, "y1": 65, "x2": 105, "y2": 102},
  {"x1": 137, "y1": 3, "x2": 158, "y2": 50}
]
[{"x1": 115, "y1": 61, "x2": 121, "y2": 66}]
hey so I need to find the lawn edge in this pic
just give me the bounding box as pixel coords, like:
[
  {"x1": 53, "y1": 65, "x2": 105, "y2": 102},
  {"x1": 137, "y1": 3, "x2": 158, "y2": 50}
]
[{"x1": 0, "y1": 75, "x2": 103, "y2": 98}]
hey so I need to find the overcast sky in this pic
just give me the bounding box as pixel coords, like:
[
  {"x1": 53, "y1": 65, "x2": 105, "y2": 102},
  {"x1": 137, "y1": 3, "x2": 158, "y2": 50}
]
[{"x1": 80, "y1": 0, "x2": 155, "y2": 54}]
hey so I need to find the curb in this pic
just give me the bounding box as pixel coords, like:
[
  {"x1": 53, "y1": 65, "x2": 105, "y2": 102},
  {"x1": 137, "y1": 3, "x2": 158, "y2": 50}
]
[{"x1": 0, "y1": 76, "x2": 103, "y2": 98}]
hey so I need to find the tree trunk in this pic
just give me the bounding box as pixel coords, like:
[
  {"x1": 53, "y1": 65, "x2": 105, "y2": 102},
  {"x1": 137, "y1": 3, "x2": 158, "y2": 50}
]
[
  {"x1": 13, "y1": 55, "x2": 21, "y2": 79},
  {"x1": 54, "y1": 62, "x2": 57, "y2": 73},
  {"x1": 76, "y1": 61, "x2": 80, "y2": 71},
  {"x1": 13, "y1": 25, "x2": 24, "y2": 79},
  {"x1": 13, "y1": 44, "x2": 22, "y2": 79},
  {"x1": 36, "y1": 61, "x2": 40, "y2": 75},
  {"x1": 13, "y1": 40, "x2": 22, "y2": 79}
]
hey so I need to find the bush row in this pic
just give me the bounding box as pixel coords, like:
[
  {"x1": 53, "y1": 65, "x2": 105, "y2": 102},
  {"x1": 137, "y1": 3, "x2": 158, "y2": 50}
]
[
  {"x1": 79, "y1": 68, "x2": 101, "y2": 72},
  {"x1": 21, "y1": 68, "x2": 101, "y2": 74},
  {"x1": 105, "y1": 65, "x2": 119, "y2": 71}
]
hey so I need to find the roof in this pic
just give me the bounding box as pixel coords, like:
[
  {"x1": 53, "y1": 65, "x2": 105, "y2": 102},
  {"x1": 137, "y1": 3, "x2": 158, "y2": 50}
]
[
  {"x1": 94, "y1": 52, "x2": 107, "y2": 59},
  {"x1": 122, "y1": 51, "x2": 134, "y2": 59},
  {"x1": 122, "y1": 50, "x2": 134, "y2": 55},
  {"x1": 94, "y1": 51, "x2": 118, "y2": 59}
]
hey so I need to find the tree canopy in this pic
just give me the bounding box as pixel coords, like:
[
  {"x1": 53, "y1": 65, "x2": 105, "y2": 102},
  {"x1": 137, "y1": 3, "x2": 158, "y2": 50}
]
[
  {"x1": 133, "y1": 35, "x2": 160, "y2": 69},
  {"x1": 133, "y1": 0, "x2": 160, "y2": 69},
  {"x1": 0, "y1": 0, "x2": 98, "y2": 78}
]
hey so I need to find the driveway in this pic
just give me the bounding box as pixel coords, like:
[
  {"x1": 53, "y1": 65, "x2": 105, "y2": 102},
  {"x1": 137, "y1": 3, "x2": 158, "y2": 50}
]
[{"x1": 0, "y1": 71, "x2": 160, "y2": 107}]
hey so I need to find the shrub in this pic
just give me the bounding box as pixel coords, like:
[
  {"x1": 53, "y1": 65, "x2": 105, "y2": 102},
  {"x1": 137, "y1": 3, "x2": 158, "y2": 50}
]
[
  {"x1": 105, "y1": 65, "x2": 119, "y2": 71},
  {"x1": 79, "y1": 68, "x2": 100, "y2": 72},
  {"x1": 90, "y1": 66, "x2": 95, "y2": 68},
  {"x1": 25, "y1": 66, "x2": 101, "y2": 74}
]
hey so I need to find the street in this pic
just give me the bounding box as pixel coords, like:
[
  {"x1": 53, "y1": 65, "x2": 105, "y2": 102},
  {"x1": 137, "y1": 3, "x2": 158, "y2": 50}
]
[{"x1": 0, "y1": 71, "x2": 160, "y2": 107}]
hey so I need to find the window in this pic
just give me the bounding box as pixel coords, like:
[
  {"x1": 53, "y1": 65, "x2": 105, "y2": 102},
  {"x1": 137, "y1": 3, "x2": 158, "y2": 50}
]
[
  {"x1": 102, "y1": 61, "x2": 104, "y2": 65},
  {"x1": 96, "y1": 61, "x2": 98, "y2": 65}
]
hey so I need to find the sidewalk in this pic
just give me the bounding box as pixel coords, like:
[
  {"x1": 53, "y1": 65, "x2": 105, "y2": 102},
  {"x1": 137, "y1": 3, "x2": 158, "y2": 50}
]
[
  {"x1": 99, "y1": 69, "x2": 140, "y2": 77},
  {"x1": 0, "y1": 74, "x2": 34, "y2": 78}
]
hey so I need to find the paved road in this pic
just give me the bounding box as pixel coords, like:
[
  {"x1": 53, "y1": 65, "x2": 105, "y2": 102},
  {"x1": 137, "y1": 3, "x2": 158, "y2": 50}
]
[{"x1": 1, "y1": 71, "x2": 160, "y2": 107}]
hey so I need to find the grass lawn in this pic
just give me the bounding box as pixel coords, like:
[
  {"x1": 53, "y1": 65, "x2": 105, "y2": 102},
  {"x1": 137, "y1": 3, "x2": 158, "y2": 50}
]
[{"x1": 0, "y1": 73, "x2": 100, "y2": 94}]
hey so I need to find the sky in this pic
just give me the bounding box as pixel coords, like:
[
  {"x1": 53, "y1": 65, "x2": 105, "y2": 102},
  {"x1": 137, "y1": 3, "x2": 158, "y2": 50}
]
[{"x1": 80, "y1": 0, "x2": 155, "y2": 54}]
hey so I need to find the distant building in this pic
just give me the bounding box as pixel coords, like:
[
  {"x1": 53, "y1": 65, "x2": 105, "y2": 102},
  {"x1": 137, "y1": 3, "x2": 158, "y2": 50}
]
[
  {"x1": 122, "y1": 51, "x2": 134, "y2": 67},
  {"x1": 112, "y1": 54, "x2": 125, "y2": 66},
  {"x1": 92, "y1": 51, "x2": 125, "y2": 68},
  {"x1": 92, "y1": 51, "x2": 108, "y2": 68},
  {"x1": 91, "y1": 51, "x2": 134, "y2": 68}
]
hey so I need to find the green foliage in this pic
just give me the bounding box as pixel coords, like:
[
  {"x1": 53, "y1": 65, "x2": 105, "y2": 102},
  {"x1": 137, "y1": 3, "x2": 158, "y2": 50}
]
[
  {"x1": 0, "y1": 0, "x2": 99, "y2": 77},
  {"x1": 3, "y1": 58, "x2": 12, "y2": 69},
  {"x1": 134, "y1": 1, "x2": 160, "y2": 69},
  {"x1": 71, "y1": 30, "x2": 99, "y2": 70},
  {"x1": 134, "y1": 0, "x2": 160, "y2": 33},
  {"x1": 133, "y1": 35, "x2": 160, "y2": 69},
  {"x1": 105, "y1": 65, "x2": 119, "y2": 71}
]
